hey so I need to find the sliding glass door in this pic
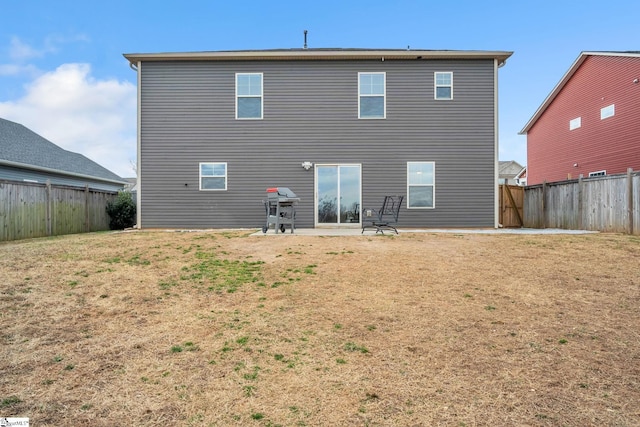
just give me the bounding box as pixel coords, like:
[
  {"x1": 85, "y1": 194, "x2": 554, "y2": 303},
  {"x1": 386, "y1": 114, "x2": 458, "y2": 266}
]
[{"x1": 316, "y1": 164, "x2": 361, "y2": 226}]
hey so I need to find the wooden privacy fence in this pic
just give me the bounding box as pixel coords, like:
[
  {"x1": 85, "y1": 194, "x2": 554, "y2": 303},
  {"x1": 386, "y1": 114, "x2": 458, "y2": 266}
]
[
  {"x1": 0, "y1": 180, "x2": 119, "y2": 242},
  {"x1": 523, "y1": 169, "x2": 640, "y2": 235}
]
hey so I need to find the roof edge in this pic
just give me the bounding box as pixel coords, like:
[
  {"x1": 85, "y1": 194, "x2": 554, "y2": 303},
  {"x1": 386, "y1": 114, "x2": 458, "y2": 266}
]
[
  {"x1": 519, "y1": 51, "x2": 640, "y2": 134},
  {"x1": 0, "y1": 159, "x2": 128, "y2": 186},
  {"x1": 123, "y1": 49, "x2": 513, "y2": 67}
]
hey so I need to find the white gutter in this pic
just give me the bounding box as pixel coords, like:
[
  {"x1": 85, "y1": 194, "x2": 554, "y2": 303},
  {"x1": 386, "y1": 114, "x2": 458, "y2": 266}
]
[{"x1": 124, "y1": 49, "x2": 513, "y2": 67}]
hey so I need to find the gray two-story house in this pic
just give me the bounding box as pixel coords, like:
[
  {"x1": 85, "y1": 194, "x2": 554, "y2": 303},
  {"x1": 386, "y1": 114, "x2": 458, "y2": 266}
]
[{"x1": 124, "y1": 48, "x2": 512, "y2": 230}]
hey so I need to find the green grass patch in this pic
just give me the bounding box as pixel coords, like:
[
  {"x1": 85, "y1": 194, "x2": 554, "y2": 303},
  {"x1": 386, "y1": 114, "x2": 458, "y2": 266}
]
[
  {"x1": 184, "y1": 252, "x2": 264, "y2": 293},
  {"x1": 1, "y1": 396, "x2": 21, "y2": 408},
  {"x1": 243, "y1": 366, "x2": 260, "y2": 381},
  {"x1": 172, "y1": 342, "x2": 199, "y2": 353},
  {"x1": 344, "y1": 342, "x2": 369, "y2": 354},
  {"x1": 159, "y1": 280, "x2": 179, "y2": 290},
  {"x1": 127, "y1": 255, "x2": 151, "y2": 266}
]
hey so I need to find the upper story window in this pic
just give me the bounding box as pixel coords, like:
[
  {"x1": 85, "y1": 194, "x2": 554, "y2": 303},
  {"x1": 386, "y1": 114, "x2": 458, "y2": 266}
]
[
  {"x1": 200, "y1": 162, "x2": 227, "y2": 190},
  {"x1": 407, "y1": 162, "x2": 435, "y2": 208},
  {"x1": 358, "y1": 72, "x2": 386, "y2": 119},
  {"x1": 600, "y1": 104, "x2": 615, "y2": 120},
  {"x1": 236, "y1": 73, "x2": 263, "y2": 119},
  {"x1": 569, "y1": 117, "x2": 581, "y2": 130},
  {"x1": 434, "y1": 72, "x2": 453, "y2": 100}
]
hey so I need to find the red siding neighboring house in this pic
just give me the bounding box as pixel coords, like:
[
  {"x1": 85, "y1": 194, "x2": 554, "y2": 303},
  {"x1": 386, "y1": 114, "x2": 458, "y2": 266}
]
[{"x1": 520, "y1": 52, "x2": 640, "y2": 185}]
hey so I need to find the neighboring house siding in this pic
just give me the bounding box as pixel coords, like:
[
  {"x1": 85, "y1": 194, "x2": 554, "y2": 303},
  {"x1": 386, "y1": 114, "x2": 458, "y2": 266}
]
[
  {"x1": 527, "y1": 55, "x2": 640, "y2": 185},
  {"x1": 0, "y1": 165, "x2": 124, "y2": 191},
  {"x1": 139, "y1": 59, "x2": 497, "y2": 229}
]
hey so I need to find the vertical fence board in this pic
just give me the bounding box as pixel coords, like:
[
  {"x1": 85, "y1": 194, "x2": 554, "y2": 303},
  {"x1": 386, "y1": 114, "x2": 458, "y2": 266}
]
[
  {"x1": 0, "y1": 180, "x2": 120, "y2": 242},
  {"x1": 634, "y1": 174, "x2": 640, "y2": 235}
]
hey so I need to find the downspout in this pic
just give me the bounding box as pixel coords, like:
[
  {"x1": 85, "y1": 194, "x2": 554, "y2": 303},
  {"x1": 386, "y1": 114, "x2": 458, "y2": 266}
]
[
  {"x1": 494, "y1": 58, "x2": 500, "y2": 228},
  {"x1": 134, "y1": 61, "x2": 142, "y2": 229}
]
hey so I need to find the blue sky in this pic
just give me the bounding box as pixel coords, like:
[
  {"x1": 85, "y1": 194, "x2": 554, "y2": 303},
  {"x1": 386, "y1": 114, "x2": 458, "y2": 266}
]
[{"x1": 0, "y1": 0, "x2": 637, "y2": 177}]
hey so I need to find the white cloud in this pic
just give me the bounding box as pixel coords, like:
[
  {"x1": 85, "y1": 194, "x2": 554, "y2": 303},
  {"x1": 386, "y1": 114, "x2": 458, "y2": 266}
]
[
  {"x1": 0, "y1": 63, "x2": 137, "y2": 177},
  {"x1": 8, "y1": 34, "x2": 90, "y2": 61},
  {"x1": 0, "y1": 63, "x2": 40, "y2": 77},
  {"x1": 9, "y1": 36, "x2": 49, "y2": 61}
]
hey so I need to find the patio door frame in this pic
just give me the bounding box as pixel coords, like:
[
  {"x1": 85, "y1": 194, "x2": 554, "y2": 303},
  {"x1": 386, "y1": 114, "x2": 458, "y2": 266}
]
[{"x1": 314, "y1": 163, "x2": 362, "y2": 228}]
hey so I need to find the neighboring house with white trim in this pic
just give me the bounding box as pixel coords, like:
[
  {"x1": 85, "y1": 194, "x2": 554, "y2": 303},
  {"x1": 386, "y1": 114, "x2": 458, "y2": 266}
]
[
  {"x1": 0, "y1": 117, "x2": 126, "y2": 191},
  {"x1": 520, "y1": 51, "x2": 640, "y2": 185},
  {"x1": 498, "y1": 160, "x2": 525, "y2": 185}
]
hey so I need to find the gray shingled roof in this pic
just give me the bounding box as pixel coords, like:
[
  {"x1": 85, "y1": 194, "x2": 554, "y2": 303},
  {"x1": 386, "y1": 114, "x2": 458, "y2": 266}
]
[{"x1": 0, "y1": 117, "x2": 124, "y2": 183}]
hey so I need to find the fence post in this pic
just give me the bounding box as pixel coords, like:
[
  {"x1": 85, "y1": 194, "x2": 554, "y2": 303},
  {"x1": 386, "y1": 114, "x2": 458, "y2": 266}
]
[
  {"x1": 46, "y1": 180, "x2": 52, "y2": 236},
  {"x1": 628, "y1": 168, "x2": 634, "y2": 235},
  {"x1": 85, "y1": 184, "x2": 90, "y2": 232},
  {"x1": 541, "y1": 181, "x2": 547, "y2": 229},
  {"x1": 578, "y1": 175, "x2": 584, "y2": 230}
]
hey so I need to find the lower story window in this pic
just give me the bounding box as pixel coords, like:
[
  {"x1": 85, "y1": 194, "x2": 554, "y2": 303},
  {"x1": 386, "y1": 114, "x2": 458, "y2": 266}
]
[
  {"x1": 407, "y1": 162, "x2": 435, "y2": 208},
  {"x1": 200, "y1": 162, "x2": 227, "y2": 190}
]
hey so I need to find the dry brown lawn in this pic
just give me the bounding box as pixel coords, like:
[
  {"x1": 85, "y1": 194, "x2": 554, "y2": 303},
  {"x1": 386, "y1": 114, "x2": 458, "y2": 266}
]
[{"x1": 1, "y1": 230, "x2": 639, "y2": 426}]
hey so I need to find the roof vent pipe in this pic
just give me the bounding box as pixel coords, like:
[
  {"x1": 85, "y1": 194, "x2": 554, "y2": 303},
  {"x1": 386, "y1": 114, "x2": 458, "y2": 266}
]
[{"x1": 303, "y1": 30, "x2": 308, "y2": 49}]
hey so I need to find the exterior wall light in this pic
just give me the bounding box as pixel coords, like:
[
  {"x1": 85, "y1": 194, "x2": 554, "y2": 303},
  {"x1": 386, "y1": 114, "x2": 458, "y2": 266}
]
[{"x1": 301, "y1": 161, "x2": 313, "y2": 170}]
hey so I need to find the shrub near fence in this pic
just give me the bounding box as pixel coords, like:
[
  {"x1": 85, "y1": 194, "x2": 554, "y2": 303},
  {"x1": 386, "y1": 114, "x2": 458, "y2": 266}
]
[
  {"x1": 0, "y1": 180, "x2": 119, "y2": 242},
  {"x1": 524, "y1": 169, "x2": 640, "y2": 235}
]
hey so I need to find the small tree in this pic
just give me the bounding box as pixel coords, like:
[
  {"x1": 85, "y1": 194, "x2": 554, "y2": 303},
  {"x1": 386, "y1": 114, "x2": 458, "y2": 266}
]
[{"x1": 106, "y1": 191, "x2": 136, "y2": 230}]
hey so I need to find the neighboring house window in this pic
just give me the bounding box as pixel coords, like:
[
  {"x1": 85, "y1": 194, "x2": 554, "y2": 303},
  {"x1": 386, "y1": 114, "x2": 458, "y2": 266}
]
[
  {"x1": 358, "y1": 72, "x2": 385, "y2": 119},
  {"x1": 434, "y1": 72, "x2": 453, "y2": 100},
  {"x1": 200, "y1": 162, "x2": 227, "y2": 190},
  {"x1": 589, "y1": 170, "x2": 606, "y2": 177},
  {"x1": 407, "y1": 162, "x2": 435, "y2": 208},
  {"x1": 236, "y1": 73, "x2": 263, "y2": 119},
  {"x1": 569, "y1": 117, "x2": 581, "y2": 130},
  {"x1": 600, "y1": 104, "x2": 614, "y2": 120}
]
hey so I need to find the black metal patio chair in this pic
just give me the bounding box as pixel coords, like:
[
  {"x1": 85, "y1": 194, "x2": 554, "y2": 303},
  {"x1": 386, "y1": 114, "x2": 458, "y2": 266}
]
[{"x1": 361, "y1": 195, "x2": 404, "y2": 234}]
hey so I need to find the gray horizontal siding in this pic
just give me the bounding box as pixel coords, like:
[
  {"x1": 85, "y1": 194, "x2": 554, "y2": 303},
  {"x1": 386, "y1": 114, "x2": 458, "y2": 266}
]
[{"x1": 139, "y1": 59, "x2": 496, "y2": 228}]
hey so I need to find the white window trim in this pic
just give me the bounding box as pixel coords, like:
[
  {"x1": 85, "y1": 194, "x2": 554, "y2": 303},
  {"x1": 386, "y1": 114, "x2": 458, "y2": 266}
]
[
  {"x1": 600, "y1": 104, "x2": 614, "y2": 120},
  {"x1": 199, "y1": 162, "x2": 228, "y2": 191},
  {"x1": 358, "y1": 72, "x2": 386, "y2": 119},
  {"x1": 569, "y1": 117, "x2": 581, "y2": 130},
  {"x1": 407, "y1": 161, "x2": 436, "y2": 209},
  {"x1": 235, "y1": 73, "x2": 263, "y2": 120},
  {"x1": 588, "y1": 170, "x2": 606, "y2": 177},
  {"x1": 434, "y1": 71, "x2": 453, "y2": 100}
]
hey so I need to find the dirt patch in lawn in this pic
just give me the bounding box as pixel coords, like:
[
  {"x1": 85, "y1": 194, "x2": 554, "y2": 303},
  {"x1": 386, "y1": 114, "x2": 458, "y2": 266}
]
[{"x1": 1, "y1": 230, "x2": 639, "y2": 426}]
